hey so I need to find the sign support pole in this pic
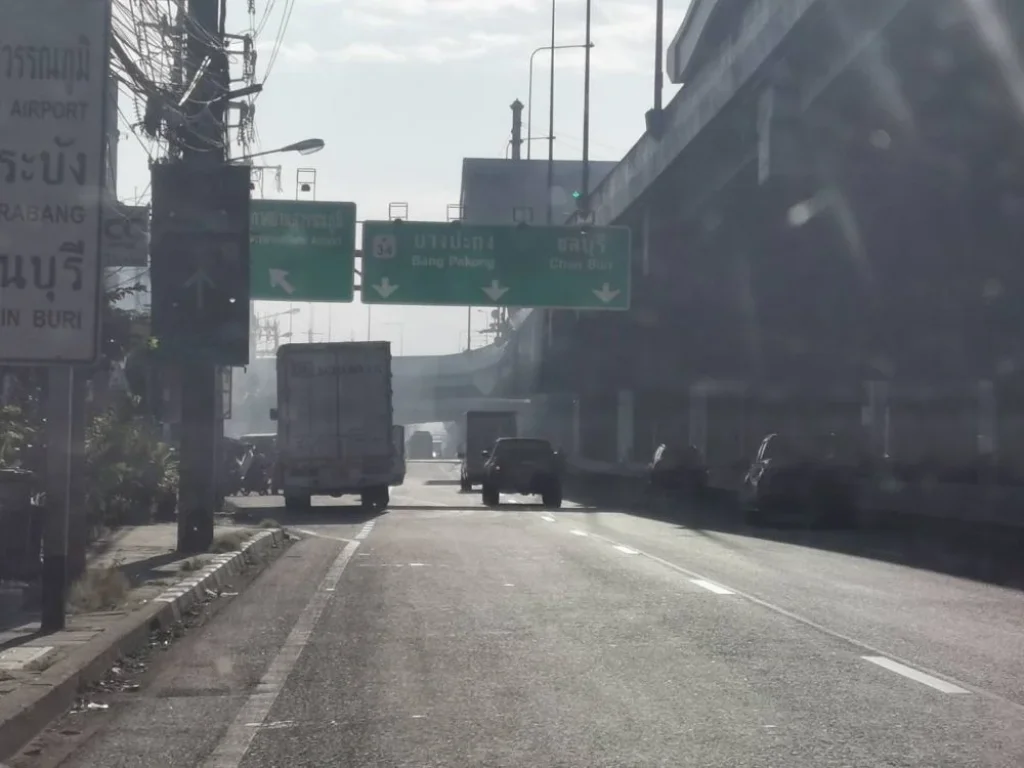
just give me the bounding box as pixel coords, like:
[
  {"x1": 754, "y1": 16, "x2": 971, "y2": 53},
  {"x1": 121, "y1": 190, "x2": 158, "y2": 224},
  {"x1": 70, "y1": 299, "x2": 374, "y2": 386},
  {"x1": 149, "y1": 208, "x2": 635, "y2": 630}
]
[{"x1": 41, "y1": 367, "x2": 74, "y2": 633}]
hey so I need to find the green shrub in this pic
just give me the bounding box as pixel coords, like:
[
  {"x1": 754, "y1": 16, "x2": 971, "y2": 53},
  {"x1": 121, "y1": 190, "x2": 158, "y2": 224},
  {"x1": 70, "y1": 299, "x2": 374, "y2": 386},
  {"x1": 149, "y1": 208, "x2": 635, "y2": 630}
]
[{"x1": 84, "y1": 398, "x2": 178, "y2": 530}]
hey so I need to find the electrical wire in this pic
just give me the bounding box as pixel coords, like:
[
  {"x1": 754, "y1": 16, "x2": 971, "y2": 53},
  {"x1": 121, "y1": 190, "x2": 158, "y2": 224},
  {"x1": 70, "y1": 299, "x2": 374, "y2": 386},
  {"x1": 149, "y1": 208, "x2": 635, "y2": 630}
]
[{"x1": 259, "y1": 0, "x2": 296, "y2": 84}]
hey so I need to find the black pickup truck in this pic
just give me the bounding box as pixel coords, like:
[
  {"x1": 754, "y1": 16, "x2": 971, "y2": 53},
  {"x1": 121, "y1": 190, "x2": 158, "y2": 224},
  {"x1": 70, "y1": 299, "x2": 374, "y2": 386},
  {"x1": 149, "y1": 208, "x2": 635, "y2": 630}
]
[{"x1": 481, "y1": 438, "x2": 563, "y2": 508}]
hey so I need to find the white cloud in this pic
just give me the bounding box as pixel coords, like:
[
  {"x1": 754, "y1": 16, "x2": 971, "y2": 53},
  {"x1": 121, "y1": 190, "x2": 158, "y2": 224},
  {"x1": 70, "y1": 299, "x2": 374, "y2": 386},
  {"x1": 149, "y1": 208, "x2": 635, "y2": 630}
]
[
  {"x1": 258, "y1": 0, "x2": 672, "y2": 73},
  {"x1": 329, "y1": 43, "x2": 408, "y2": 63},
  {"x1": 259, "y1": 41, "x2": 407, "y2": 63},
  {"x1": 258, "y1": 27, "x2": 524, "y2": 68},
  {"x1": 339, "y1": 8, "x2": 398, "y2": 27},
  {"x1": 310, "y1": 0, "x2": 540, "y2": 15}
]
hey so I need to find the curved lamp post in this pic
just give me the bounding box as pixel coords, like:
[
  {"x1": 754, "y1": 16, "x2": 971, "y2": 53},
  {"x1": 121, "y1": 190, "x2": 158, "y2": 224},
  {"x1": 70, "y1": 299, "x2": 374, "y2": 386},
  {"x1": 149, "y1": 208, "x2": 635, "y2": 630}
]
[{"x1": 235, "y1": 138, "x2": 325, "y2": 163}]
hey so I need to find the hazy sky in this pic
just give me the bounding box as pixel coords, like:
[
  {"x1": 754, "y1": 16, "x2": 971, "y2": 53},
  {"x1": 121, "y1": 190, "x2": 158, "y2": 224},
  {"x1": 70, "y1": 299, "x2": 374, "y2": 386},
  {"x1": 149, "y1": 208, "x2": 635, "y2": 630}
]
[{"x1": 116, "y1": 0, "x2": 689, "y2": 356}]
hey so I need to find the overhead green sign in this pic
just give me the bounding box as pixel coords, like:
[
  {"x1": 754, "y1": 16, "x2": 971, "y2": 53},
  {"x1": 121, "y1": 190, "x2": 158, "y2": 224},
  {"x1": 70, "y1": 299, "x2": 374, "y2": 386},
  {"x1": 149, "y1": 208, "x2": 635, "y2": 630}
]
[
  {"x1": 250, "y1": 200, "x2": 357, "y2": 302},
  {"x1": 360, "y1": 220, "x2": 631, "y2": 309}
]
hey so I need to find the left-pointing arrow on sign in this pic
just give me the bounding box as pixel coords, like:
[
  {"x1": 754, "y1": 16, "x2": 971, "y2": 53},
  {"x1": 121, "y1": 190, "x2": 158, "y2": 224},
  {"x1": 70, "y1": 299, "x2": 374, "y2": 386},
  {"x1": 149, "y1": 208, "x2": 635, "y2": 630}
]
[
  {"x1": 184, "y1": 268, "x2": 215, "y2": 309},
  {"x1": 269, "y1": 268, "x2": 295, "y2": 295}
]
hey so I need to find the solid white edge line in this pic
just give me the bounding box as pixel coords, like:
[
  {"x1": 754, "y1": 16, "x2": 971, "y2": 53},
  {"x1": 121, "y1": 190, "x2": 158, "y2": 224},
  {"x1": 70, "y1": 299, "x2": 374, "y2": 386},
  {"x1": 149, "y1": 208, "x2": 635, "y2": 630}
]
[
  {"x1": 202, "y1": 537, "x2": 364, "y2": 767},
  {"x1": 690, "y1": 578, "x2": 735, "y2": 595},
  {"x1": 356, "y1": 520, "x2": 376, "y2": 540},
  {"x1": 862, "y1": 656, "x2": 970, "y2": 694}
]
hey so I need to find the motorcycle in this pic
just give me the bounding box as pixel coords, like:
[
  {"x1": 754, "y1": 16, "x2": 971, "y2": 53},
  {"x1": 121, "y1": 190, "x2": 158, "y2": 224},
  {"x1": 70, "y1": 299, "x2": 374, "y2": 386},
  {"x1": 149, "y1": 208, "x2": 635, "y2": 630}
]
[{"x1": 241, "y1": 457, "x2": 270, "y2": 496}]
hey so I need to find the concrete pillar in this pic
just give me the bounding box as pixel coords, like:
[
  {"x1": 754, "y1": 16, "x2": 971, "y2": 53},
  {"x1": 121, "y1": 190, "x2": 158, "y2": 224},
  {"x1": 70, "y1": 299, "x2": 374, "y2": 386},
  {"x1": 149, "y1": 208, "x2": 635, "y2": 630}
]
[
  {"x1": 977, "y1": 379, "x2": 996, "y2": 458},
  {"x1": 862, "y1": 380, "x2": 889, "y2": 458},
  {"x1": 571, "y1": 396, "x2": 581, "y2": 458},
  {"x1": 688, "y1": 385, "x2": 708, "y2": 458},
  {"x1": 616, "y1": 390, "x2": 634, "y2": 463}
]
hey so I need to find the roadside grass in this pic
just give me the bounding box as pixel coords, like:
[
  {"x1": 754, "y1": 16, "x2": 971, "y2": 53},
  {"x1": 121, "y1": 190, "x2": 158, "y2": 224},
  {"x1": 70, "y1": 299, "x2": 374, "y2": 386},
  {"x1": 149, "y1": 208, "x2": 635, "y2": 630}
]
[
  {"x1": 68, "y1": 562, "x2": 130, "y2": 613},
  {"x1": 210, "y1": 530, "x2": 252, "y2": 553}
]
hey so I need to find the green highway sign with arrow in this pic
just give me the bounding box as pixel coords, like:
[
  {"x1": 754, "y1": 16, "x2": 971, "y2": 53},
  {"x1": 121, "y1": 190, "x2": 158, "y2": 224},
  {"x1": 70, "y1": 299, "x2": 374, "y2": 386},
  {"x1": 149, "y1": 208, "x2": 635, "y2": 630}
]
[
  {"x1": 360, "y1": 220, "x2": 631, "y2": 309},
  {"x1": 150, "y1": 163, "x2": 251, "y2": 366},
  {"x1": 184, "y1": 268, "x2": 214, "y2": 309},
  {"x1": 250, "y1": 200, "x2": 357, "y2": 302}
]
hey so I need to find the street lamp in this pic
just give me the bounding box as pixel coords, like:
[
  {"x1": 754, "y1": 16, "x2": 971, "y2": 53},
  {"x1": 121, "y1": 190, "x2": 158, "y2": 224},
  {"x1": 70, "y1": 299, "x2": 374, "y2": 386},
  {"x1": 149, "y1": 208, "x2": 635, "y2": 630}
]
[
  {"x1": 580, "y1": 0, "x2": 593, "y2": 211},
  {"x1": 234, "y1": 138, "x2": 325, "y2": 163},
  {"x1": 527, "y1": 43, "x2": 594, "y2": 160}
]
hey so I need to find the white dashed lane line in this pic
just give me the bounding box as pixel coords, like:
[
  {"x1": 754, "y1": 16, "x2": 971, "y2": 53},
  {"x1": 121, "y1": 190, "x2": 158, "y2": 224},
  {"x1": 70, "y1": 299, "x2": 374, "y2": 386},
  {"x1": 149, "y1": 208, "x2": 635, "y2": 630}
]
[
  {"x1": 690, "y1": 578, "x2": 735, "y2": 595},
  {"x1": 540, "y1": 514, "x2": 557, "y2": 523},
  {"x1": 862, "y1": 656, "x2": 970, "y2": 694},
  {"x1": 553, "y1": 520, "x2": 998, "y2": 703}
]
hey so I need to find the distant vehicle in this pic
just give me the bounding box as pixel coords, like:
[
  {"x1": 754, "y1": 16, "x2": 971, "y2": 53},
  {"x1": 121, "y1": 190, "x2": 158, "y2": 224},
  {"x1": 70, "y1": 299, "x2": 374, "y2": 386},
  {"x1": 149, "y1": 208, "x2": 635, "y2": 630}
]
[
  {"x1": 481, "y1": 437, "x2": 563, "y2": 508},
  {"x1": 647, "y1": 443, "x2": 709, "y2": 500},
  {"x1": 740, "y1": 432, "x2": 859, "y2": 527},
  {"x1": 460, "y1": 411, "x2": 518, "y2": 491},
  {"x1": 273, "y1": 341, "x2": 394, "y2": 511},
  {"x1": 406, "y1": 430, "x2": 434, "y2": 460},
  {"x1": 240, "y1": 432, "x2": 276, "y2": 457}
]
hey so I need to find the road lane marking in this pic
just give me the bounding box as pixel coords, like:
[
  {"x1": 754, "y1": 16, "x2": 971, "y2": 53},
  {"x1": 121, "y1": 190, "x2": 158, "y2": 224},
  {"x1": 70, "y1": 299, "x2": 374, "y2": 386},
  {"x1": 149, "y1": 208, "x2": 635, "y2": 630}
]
[
  {"x1": 690, "y1": 578, "x2": 735, "y2": 595},
  {"x1": 613, "y1": 544, "x2": 639, "y2": 555},
  {"x1": 540, "y1": 514, "x2": 556, "y2": 522},
  {"x1": 570, "y1": 529, "x2": 588, "y2": 537},
  {"x1": 356, "y1": 521, "x2": 375, "y2": 540},
  {"x1": 570, "y1": 528, "x2": 1009, "y2": 708},
  {"x1": 202, "y1": 538, "x2": 361, "y2": 767},
  {"x1": 862, "y1": 656, "x2": 969, "y2": 694},
  {"x1": 290, "y1": 528, "x2": 352, "y2": 543}
]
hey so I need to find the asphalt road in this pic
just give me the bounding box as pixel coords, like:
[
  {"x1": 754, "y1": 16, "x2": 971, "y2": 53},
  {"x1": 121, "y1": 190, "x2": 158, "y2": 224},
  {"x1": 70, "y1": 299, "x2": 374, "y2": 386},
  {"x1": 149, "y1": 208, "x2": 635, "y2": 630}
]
[{"x1": 57, "y1": 461, "x2": 1024, "y2": 767}]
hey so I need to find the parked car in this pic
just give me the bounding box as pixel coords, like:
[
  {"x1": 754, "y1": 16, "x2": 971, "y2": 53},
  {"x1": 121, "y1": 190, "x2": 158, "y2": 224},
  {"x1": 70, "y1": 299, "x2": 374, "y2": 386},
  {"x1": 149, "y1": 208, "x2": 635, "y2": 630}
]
[{"x1": 740, "y1": 431, "x2": 860, "y2": 527}]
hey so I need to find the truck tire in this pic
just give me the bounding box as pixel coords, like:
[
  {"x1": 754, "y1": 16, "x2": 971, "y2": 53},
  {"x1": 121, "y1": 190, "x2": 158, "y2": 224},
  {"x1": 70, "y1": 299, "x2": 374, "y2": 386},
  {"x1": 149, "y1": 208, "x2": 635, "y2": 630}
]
[
  {"x1": 361, "y1": 486, "x2": 389, "y2": 512},
  {"x1": 541, "y1": 483, "x2": 562, "y2": 509},
  {"x1": 482, "y1": 485, "x2": 499, "y2": 507}
]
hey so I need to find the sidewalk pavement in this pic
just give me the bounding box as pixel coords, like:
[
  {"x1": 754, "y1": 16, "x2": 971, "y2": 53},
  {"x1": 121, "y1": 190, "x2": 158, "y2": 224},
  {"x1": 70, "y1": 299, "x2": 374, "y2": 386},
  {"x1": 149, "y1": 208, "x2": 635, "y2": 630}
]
[{"x1": 0, "y1": 521, "x2": 287, "y2": 760}]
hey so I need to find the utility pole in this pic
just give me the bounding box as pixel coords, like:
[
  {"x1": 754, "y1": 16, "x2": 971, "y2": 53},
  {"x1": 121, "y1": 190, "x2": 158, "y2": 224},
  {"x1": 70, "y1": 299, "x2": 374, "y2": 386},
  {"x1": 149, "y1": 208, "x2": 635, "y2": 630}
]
[
  {"x1": 184, "y1": 0, "x2": 227, "y2": 551},
  {"x1": 510, "y1": 100, "x2": 524, "y2": 160},
  {"x1": 580, "y1": 0, "x2": 593, "y2": 211},
  {"x1": 545, "y1": 0, "x2": 556, "y2": 224},
  {"x1": 152, "y1": 0, "x2": 238, "y2": 553}
]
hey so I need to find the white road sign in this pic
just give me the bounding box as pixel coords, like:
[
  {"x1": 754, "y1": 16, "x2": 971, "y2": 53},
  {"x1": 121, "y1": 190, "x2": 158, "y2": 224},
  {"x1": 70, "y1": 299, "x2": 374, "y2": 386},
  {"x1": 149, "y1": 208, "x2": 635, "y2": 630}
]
[
  {"x1": 102, "y1": 200, "x2": 150, "y2": 268},
  {"x1": 0, "y1": 0, "x2": 112, "y2": 363}
]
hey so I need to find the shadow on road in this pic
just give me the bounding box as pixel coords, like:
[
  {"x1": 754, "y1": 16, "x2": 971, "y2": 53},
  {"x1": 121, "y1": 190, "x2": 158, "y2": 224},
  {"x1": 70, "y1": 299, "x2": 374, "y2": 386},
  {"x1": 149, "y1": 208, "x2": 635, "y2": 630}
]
[
  {"x1": 232, "y1": 504, "x2": 386, "y2": 528},
  {"x1": 561, "y1": 471, "x2": 1024, "y2": 591},
  {"x1": 120, "y1": 552, "x2": 184, "y2": 588},
  {"x1": 387, "y1": 505, "x2": 479, "y2": 511}
]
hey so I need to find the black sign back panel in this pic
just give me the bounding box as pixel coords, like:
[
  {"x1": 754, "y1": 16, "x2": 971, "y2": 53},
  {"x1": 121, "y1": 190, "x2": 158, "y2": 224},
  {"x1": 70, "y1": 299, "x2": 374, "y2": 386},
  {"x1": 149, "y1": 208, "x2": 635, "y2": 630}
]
[{"x1": 150, "y1": 163, "x2": 251, "y2": 366}]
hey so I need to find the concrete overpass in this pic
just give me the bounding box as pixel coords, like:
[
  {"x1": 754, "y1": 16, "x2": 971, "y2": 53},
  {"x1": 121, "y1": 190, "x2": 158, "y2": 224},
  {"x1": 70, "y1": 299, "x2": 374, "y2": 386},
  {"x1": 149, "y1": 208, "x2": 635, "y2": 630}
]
[
  {"x1": 397, "y1": 0, "x2": 1024, "y2": 486},
  {"x1": 388, "y1": 0, "x2": 847, "y2": 430}
]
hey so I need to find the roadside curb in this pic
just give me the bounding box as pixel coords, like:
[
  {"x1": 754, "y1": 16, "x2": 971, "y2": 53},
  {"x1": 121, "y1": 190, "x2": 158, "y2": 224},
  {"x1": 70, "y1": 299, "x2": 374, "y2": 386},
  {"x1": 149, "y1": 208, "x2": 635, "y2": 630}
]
[{"x1": 0, "y1": 528, "x2": 286, "y2": 761}]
